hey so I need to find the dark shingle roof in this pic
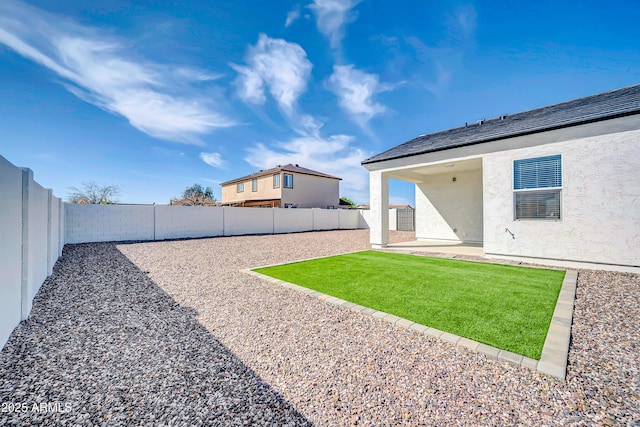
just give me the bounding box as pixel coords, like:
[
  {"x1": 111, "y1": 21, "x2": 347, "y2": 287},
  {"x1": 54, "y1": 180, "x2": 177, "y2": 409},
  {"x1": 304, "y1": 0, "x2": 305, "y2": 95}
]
[
  {"x1": 362, "y1": 84, "x2": 640, "y2": 165},
  {"x1": 220, "y1": 164, "x2": 340, "y2": 186}
]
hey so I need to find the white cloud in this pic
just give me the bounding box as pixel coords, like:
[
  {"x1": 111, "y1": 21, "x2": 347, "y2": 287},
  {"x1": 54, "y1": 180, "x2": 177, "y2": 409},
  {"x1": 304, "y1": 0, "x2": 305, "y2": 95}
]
[
  {"x1": 200, "y1": 152, "x2": 224, "y2": 168},
  {"x1": 326, "y1": 65, "x2": 389, "y2": 127},
  {"x1": 425, "y1": 62, "x2": 452, "y2": 97},
  {"x1": 231, "y1": 34, "x2": 312, "y2": 117},
  {"x1": 230, "y1": 64, "x2": 266, "y2": 105},
  {"x1": 285, "y1": 5, "x2": 301, "y2": 27},
  {"x1": 174, "y1": 67, "x2": 224, "y2": 82},
  {"x1": 0, "y1": 0, "x2": 234, "y2": 144},
  {"x1": 309, "y1": 0, "x2": 361, "y2": 48},
  {"x1": 446, "y1": 4, "x2": 477, "y2": 41},
  {"x1": 245, "y1": 133, "x2": 372, "y2": 201}
]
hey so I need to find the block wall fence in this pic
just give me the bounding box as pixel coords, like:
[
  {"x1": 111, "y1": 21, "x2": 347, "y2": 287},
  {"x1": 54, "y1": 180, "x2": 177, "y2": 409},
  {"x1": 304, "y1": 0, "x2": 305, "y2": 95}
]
[
  {"x1": 1, "y1": 156, "x2": 64, "y2": 349},
  {"x1": 64, "y1": 204, "x2": 369, "y2": 244}
]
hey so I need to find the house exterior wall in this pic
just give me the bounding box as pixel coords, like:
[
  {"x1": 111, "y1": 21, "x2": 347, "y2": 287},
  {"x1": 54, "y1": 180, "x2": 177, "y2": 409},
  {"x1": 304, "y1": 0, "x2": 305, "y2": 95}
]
[
  {"x1": 221, "y1": 173, "x2": 282, "y2": 205},
  {"x1": 415, "y1": 168, "x2": 483, "y2": 243},
  {"x1": 483, "y1": 128, "x2": 640, "y2": 268},
  {"x1": 280, "y1": 173, "x2": 340, "y2": 208}
]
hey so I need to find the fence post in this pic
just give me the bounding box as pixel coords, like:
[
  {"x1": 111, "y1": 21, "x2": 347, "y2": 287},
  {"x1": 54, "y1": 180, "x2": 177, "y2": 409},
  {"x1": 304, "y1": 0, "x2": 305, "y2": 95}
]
[
  {"x1": 59, "y1": 199, "x2": 64, "y2": 255},
  {"x1": 46, "y1": 189, "x2": 52, "y2": 275},
  {"x1": 20, "y1": 168, "x2": 31, "y2": 320},
  {"x1": 153, "y1": 203, "x2": 156, "y2": 241}
]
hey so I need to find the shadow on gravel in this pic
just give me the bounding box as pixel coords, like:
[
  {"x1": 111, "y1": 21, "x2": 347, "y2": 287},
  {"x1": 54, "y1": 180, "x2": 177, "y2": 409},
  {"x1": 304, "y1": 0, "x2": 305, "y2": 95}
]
[{"x1": 0, "y1": 243, "x2": 311, "y2": 426}]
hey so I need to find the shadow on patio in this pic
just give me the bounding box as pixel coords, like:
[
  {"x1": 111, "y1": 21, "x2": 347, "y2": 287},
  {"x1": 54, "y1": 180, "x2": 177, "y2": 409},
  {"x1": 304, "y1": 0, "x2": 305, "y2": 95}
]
[{"x1": 384, "y1": 239, "x2": 484, "y2": 257}]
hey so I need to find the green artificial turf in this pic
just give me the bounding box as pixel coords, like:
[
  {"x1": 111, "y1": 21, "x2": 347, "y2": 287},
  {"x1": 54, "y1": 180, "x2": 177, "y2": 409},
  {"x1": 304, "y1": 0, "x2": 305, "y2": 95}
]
[{"x1": 254, "y1": 250, "x2": 565, "y2": 359}]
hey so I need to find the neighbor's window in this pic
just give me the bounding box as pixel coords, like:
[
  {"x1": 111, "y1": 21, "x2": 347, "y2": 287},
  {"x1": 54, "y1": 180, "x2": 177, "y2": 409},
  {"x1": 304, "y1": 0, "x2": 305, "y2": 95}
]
[
  {"x1": 237, "y1": 182, "x2": 244, "y2": 192},
  {"x1": 273, "y1": 174, "x2": 280, "y2": 188},
  {"x1": 513, "y1": 154, "x2": 562, "y2": 220},
  {"x1": 252, "y1": 178, "x2": 258, "y2": 192},
  {"x1": 284, "y1": 173, "x2": 293, "y2": 188}
]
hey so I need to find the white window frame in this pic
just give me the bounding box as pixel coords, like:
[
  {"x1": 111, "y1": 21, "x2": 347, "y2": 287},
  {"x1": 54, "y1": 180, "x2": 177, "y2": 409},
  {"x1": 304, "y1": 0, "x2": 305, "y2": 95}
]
[
  {"x1": 252, "y1": 178, "x2": 258, "y2": 192},
  {"x1": 237, "y1": 182, "x2": 244, "y2": 193},
  {"x1": 273, "y1": 174, "x2": 280, "y2": 188},
  {"x1": 284, "y1": 173, "x2": 293, "y2": 189},
  {"x1": 513, "y1": 154, "x2": 563, "y2": 221}
]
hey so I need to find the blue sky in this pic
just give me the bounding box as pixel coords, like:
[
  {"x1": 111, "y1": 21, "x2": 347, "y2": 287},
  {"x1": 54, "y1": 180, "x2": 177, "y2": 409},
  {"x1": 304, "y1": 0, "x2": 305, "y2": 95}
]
[{"x1": 1, "y1": 0, "x2": 639, "y2": 205}]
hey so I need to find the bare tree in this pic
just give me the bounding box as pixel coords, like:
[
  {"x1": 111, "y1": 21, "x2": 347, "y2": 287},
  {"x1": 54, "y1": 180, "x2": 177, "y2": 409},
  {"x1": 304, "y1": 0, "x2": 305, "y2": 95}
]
[
  {"x1": 171, "y1": 183, "x2": 217, "y2": 206},
  {"x1": 67, "y1": 182, "x2": 120, "y2": 204}
]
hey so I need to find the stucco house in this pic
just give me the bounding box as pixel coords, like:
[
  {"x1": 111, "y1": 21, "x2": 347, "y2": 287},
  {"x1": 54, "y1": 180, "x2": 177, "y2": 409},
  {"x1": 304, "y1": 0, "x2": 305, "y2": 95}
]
[
  {"x1": 220, "y1": 164, "x2": 341, "y2": 208},
  {"x1": 362, "y1": 84, "x2": 640, "y2": 272}
]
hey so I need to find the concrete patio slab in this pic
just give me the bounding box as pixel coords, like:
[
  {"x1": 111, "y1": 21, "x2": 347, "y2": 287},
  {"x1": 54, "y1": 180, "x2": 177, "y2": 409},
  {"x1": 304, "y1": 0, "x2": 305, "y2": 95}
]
[{"x1": 384, "y1": 239, "x2": 484, "y2": 257}]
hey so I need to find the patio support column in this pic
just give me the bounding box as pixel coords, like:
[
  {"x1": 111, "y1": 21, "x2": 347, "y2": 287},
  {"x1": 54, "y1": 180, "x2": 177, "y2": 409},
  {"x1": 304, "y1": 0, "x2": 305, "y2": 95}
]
[{"x1": 369, "y1": 170, "x2": 389, "y2": 248}]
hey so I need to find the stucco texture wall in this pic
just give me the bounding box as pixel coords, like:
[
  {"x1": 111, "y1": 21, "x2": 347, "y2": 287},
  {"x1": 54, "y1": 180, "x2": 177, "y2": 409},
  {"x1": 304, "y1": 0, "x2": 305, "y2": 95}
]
[
  {"x1": 415, "y1": 168, "x2": 483, "y2": 243},
  {"x1": 281, "y1": 174, "x2": 339, "y2": 208},
  {"x1": 222, "y1": 173, "x2": 281, "y2": 204},
  {"x1": 483, "y1": 128, "x2": 640, "y2": 267}
]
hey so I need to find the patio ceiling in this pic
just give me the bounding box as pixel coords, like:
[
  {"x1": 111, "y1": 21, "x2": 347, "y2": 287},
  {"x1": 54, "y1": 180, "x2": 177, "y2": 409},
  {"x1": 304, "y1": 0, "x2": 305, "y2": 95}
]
[{"x1": 386, "y1": 157, "x2": 482, "y2": 183}]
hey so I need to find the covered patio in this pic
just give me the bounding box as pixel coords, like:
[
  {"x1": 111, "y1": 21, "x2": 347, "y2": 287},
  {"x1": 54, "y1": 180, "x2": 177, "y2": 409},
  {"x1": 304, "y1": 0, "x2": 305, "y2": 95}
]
[{"x1": 365, "y1": 156, "x2": 484, "y2": 251}]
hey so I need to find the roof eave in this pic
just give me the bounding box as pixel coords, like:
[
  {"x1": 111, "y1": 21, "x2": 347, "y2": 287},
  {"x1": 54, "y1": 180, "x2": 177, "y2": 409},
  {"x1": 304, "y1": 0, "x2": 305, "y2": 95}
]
[{"x1": 361, "y1": 109, "x2": 640, "y2": 166}]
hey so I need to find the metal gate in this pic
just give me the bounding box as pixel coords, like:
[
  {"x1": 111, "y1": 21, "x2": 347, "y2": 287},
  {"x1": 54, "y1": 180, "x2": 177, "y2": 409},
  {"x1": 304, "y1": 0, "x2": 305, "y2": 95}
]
[{"x1": 396, "y1": 208, "x2": 415, "y2": 231}]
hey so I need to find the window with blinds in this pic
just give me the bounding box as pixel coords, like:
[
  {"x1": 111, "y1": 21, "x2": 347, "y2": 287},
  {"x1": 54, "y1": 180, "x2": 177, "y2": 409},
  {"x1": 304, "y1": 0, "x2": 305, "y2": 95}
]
[
  {"x1": 513, "y1": 155, "x2": 562, "y2": 220},
  {"x1": 284, "y1": 173, "x2": 293, "y2": 188}
]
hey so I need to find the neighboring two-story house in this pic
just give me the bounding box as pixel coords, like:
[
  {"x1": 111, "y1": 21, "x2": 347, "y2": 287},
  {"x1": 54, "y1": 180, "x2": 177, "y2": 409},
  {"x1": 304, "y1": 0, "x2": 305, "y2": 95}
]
[{"x1": 220, "y1": 164, "x2": 341, "y2": 208}]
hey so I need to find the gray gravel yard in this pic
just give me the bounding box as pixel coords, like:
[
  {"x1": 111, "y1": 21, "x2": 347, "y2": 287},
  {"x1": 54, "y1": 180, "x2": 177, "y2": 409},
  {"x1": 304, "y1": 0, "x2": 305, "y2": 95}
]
[{"x1": 1, "y1": 230, "x2": 638, "y2": 426}]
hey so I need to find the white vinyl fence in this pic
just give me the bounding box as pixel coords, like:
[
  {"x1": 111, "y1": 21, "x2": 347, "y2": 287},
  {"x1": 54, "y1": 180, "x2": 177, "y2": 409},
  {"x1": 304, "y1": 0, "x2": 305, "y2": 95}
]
[{"x1": 1, "y1": 156, "x2": 64, "y2": 348}]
